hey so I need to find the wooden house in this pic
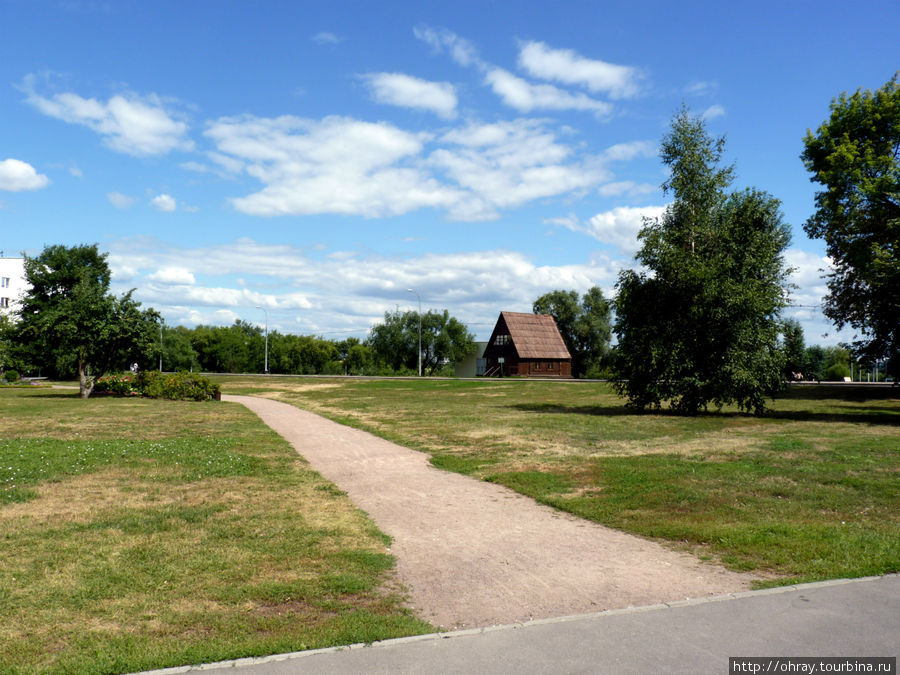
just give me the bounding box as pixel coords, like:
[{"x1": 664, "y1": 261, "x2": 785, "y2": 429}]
[{"x1": 481, "y1": 311, "x2": 572, "y2": 378}]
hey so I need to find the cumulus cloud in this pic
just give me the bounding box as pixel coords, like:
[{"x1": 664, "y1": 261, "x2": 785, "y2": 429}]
[
  {"x1": 147, "y1": 266, "x2": 195, "y2": 285},
  {"x1": 430, "y1": 119, "x2": 610, "y2": 219},
  {"x1": 106, "y1": 236, "x2": 845, "y2": 344},
  {"x1": 21, "y1": 74, "x2": 192, "y2": 156},
  {"x1": 107, "y1": 191, "x2": 135, "y2": 208},
  {"x1": 552, "y1": 206, "x2": 667, "y2": 255},
  {"x1": 150, "y1": 193, "x2": 176, "y2": 211},
  {"x1": 484, "y1": 68, "x2": 613, "y2": 115},
  {"x1": 205, "y1": 114, "x2": 610, "y2": 221},
  {"x1": 362, "y1": 72, "x2": 458, "y2": 119},
  {"x1": 205, "y1": 114, "x2": 460, "y2": 217},
  {"x1": 0, "y1": 158, "x2": 49, "y2": 191},
  {"x1": 107, "y1": 237, "x2": 622, "y2": 338},
  {"x1": 517, "y1": 41, "x2": 642, "y2": 99}
]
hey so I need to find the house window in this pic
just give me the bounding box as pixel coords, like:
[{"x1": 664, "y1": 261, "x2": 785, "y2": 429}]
[
  {"x1": 494, "y1": 334, "x2": 510, "y2": 346},
  {"x1": 0, "y1": 297, "x2": 9, "y2": 308},
  {"x1": 534, "y1": 362, "x2": 541, "y2": 370},
  {"x1": 0, "y1": 277, "x2": 9, "y2": 288}
]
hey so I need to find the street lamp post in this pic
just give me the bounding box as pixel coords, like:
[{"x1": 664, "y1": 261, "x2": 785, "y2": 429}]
[
  {"x1": 255, "y1": 305, "x2": 268, "y2": 374},
  {"x1": 407, "y1": 288, "x2": 421, "y2": 377},
  {"x1": 159, "y1": 320, "x2": 163, "y2": 372}
]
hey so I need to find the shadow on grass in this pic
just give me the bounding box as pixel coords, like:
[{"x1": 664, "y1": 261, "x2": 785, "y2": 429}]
[
  {"x1": 508, "y1": 402, "x2": 900, "y2": 426},
  {"x1": 779, "y1": 384, "x2": 898, "y2": 401}
]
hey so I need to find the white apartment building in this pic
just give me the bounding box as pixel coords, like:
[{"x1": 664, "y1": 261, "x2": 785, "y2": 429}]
[{"x1": 0, "y1": 255, "x2": 27, "y2": 318}]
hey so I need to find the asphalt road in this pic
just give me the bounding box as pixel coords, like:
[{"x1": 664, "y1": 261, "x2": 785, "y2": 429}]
[{"x1": 141, "y1": 574, "x2": 899, "y2": 675}]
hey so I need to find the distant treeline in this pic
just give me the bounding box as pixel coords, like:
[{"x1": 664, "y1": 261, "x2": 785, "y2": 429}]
[
  {"x1": 161, "y1": 320, "x2": 400, "y2": 376},
  {"x1": 160, "y1": 309, "x2": 476, "y2": 377}
]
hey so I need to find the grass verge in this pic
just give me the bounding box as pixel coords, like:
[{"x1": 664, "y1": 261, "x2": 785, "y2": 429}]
[
  {"x1": 0, "y1": 387, "x2": 432, "y2": 674},
  {"x1": 215, "y1": 376, "x2": 900, "y2": 586}
]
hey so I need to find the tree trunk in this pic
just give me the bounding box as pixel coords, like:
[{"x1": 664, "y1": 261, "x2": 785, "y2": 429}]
[{"x1": 78, "y1": 357, "x2": 94, "y2": 399}]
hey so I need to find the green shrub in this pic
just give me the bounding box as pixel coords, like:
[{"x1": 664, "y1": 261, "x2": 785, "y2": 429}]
[
  {"x1": 135, "y1": 370, "x2": 221, "y2": 401},
  {"x1": 824, "y1": 363, "x2": 851, "y2": 381},
  {"x1": 93, "y1": 373, "x2": 137, "y2": 395},
  {"x1": 4, "y1": 370, "x2": 19, "y2": 383}
]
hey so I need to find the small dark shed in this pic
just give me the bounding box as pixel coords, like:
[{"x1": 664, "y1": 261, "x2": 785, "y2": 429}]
[{"x1": 481, "y1": 311, "x2": 572, "y2": 378}]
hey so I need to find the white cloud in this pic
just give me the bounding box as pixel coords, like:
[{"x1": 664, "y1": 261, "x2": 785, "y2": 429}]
[
  {"x1": 107, "y1": 237, "x2": 622, "y2": 338},
  {"x1": 485, "y1": 68, "x2": 613, "y2": 115},
  {"x1": 362, "y1": 72, "x2": 458, "y2": 119},
  {"x1": 21, "y1": 74, "x2": 192, "y2": 156},
  {"x1": 685, "y1": 80, "x2": 718, "y2": 96},
  {"x1": 431, "y1": 119, "x2": 611, "y2": 219},
  {"x1": 0, "y1": 158, "x2": 50, "y2": 191},
  {"x1": 150, "y1": 193, "x2": 176, "y2": 211},
  {"x1": 206, "y1": 114, "x2": 608, "y2": 221},
  {"x1": 413, "y1": 26, "x2": 481, "y2": 68},
  {"x1": 147, "y1": 266, "x2": 195, "y2": 285},
  {"x1": 554, "y1": 205, "x2": 667, "y2": 255},
  {"x1": 702, "y1": 104, "x2": 726, "y2": 120},
  {"x1": 517, "y1": 41, "x2": 642, "y2": 99},
  {"x1": 597, "y1": 181, "x2": 657, "y2": 198},
  {"x1": 107, "y1": 237, "x2": 847, "y2": 346},
  {"x1": 69, "y1": 164, "x2": 83, "y2": 177},
  {"x1": 206, "y1": 114, "x2": 460, "y2": 217},
  {"x1": 601, "y1": 140, "x2": 656, "y2": 162},
  {"x1": 313, "y1": 31, "x2": 342, "y2": 45},
  {"x1": 180, "y1": 161, "x2": 208, "y2": 173},
  {"x1": 107, "y1": 191, "x2": 135, "y2": 208}
]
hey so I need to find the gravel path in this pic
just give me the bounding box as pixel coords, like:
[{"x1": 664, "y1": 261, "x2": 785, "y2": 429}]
[{"x1": 226, "y1": 394, "x2": 756, "y2": 630}]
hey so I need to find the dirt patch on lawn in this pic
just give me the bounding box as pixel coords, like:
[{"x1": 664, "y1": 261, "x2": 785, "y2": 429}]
[{"x1": 227, "y1": 394, "x2": 758, "y2": 631}]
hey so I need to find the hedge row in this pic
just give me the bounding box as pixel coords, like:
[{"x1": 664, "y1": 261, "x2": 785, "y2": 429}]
[{"x1": 93, "y1": 371, "x2": 220, "y2": 401}]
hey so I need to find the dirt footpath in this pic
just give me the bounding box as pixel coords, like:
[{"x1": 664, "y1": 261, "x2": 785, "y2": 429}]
[{"x1": 226, "y1": 394, "x2": 756, "y2": 630}]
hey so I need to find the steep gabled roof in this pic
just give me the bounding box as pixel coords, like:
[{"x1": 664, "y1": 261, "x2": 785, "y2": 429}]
[{"x1": 500, "y1": 311, "x2": 571, "y2": 360}]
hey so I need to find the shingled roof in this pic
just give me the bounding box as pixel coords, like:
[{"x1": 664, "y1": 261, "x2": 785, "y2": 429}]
[{"x1": 500, "y1": 311, "x2": 571, "y2": 360}]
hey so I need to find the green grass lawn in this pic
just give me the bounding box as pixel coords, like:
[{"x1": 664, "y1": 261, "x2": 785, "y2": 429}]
[
  {"x1": 217, "y1": 376, "x2": 900, "y2": 586},
  {"x1": 0, "y1": 388, "x2": 432, "y2": 674}
]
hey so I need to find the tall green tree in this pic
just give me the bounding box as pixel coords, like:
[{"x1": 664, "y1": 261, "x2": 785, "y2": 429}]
[
  {"x1": 804, "y1": 345, "x2": 827, "y2": 381},
  {"x1": 161, "y1": 325, "x2": 199, "y2": 372},
  {"x1": 532, "y1": 286, "x2": 611, "y2": 378},
  {"x1": 801, "y1": 75, "x2": 900, "y2": 379},
  {"x1": 614, "y1": 108, "x2": 792, "y2": 415},
  {"x1": 781, "y1": 319, "x2": 807, "y2": 380},
  {"x1": 14, "y1": 244, "x2": 159, "y2": 397},
  {"x1": 368, "y1": 309, "x2": 475, "y2": 375}
]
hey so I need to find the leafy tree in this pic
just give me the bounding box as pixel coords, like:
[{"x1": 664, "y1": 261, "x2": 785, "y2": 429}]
[
  {"x1": 14, "y1": 244, "x2": 159, "y2": 397},
  {"x1": 781, "y1": 319, "x2": 807, "y2": 380},
  {"x1": 0, "y1": 314, "x2": 16, "y2": 372},
  {"x1": 532, "y1": 286, "x2": 611, "y2": 378},
  {"x1": 344, "y1": 343, "x2": 372, "y2": 374},
  {"x1": 801, "y1": 75, "x2": 900, "y2": 380},
  {"x1": 804, "y1": 345, "x2": 827, "y2": 381},
  {"x1": 822, "y1": 346, "x2": 852, "y2": 381},
  {"x1": 368, "y1": 309, "x2": 475, "y2": 375},
  {"x1": 161, "y1": 325, "x2": 199, "y2": 372},
  {"x1": 614, "y1": 108, "x2": 792, "y2": 415}
]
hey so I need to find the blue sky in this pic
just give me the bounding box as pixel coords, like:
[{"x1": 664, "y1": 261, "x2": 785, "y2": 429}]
[{"x1": 1, "y1": 0, "x2": 897, "y2": 343}]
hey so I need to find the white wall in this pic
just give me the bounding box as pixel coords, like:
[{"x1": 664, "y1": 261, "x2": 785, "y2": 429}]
[{"x1": 0, "y1": 257, "x2": 27, "y2": 318}]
